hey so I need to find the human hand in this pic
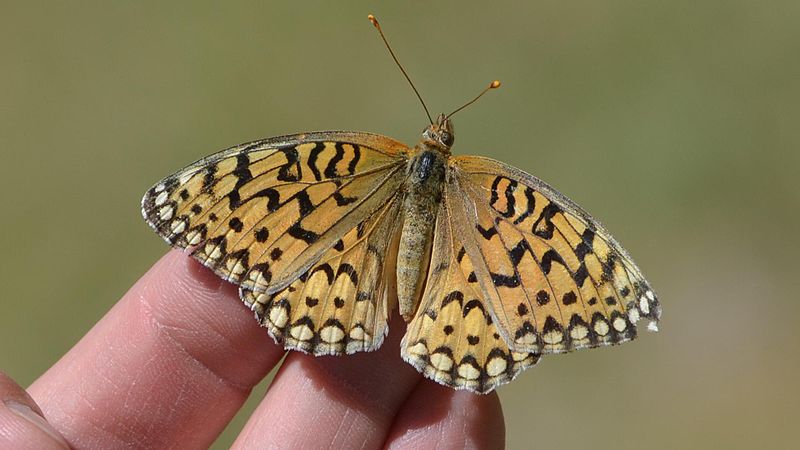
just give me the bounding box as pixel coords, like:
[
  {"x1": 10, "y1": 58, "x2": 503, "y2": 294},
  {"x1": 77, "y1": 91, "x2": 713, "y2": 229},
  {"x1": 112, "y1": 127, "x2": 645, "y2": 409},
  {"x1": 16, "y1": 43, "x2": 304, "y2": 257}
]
[{"x1": 1, "y1": 251, "x2": 505, "y2": 449}]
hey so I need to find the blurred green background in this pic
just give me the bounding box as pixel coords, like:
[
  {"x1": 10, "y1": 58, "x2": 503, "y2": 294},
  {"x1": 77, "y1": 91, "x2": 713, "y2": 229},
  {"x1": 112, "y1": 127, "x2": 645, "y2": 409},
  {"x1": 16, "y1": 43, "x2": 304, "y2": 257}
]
[{"x1": 2, "y1": 1, "x2": 798, "y2": 448}]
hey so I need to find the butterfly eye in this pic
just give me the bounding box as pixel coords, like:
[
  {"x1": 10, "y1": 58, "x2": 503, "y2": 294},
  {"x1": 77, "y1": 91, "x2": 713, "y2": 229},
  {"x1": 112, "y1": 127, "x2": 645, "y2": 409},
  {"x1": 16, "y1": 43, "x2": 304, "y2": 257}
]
[{"x1": 440, "y1": 131, "x2": 454, "y2": 147}]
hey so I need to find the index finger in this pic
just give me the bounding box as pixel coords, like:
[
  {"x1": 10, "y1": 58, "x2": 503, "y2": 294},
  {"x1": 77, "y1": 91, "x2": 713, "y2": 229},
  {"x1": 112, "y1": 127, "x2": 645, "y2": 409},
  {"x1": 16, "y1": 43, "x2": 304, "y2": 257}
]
[{"x1": 28, "y1": 250, "x2": 286, "y2": 449}]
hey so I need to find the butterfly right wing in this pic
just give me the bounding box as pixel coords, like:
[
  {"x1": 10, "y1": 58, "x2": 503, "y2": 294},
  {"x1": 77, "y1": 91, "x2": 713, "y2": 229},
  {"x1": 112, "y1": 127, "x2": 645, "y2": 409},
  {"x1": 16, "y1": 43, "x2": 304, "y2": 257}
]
[
  {"x1": 141, "y1": 131, "x2": 410, "y2": 297},
  {"x1": 401, "y1": 202, "x2": 541, "y2": 393}
]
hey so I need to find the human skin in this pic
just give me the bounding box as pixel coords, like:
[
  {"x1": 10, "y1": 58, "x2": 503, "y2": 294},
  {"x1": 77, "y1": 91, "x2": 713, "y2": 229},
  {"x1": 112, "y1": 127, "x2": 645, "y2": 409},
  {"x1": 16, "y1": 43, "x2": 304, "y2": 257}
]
[{"x1": 0, "y1": 250, "x2": 505, "y2": 449}]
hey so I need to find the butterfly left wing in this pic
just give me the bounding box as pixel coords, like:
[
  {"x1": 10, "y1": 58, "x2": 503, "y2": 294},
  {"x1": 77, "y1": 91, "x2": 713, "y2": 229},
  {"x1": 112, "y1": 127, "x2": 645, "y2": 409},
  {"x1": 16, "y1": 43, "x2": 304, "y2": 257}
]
[
  {"x1": 240, "y1": 196, "x2": 402, "y2": 355},
  {"x1": 447, "y1": 156, "x2": 661, "y2": 355}
]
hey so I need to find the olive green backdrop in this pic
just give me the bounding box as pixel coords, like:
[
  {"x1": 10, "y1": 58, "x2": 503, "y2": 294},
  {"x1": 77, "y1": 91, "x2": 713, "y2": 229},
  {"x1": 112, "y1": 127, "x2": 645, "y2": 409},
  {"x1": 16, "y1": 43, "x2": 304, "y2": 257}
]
[{"x1": 2, "y1": 1, "x2": 798, "y2": 449}]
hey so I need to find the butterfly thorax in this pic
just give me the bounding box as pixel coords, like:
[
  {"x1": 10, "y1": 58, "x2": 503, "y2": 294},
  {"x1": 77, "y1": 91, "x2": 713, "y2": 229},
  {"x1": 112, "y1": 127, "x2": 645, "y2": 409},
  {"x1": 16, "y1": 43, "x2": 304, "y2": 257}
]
[{"x1": 397, "y1": 119, "x2": 452, "y2": 321}]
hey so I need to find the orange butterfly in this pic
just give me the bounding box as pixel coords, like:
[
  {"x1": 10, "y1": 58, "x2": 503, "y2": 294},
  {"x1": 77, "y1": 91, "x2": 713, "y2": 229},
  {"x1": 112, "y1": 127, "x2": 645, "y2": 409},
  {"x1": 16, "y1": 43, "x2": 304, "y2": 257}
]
[{"x1": 142, "y1": 15, "x2": 660, "y2": 393}]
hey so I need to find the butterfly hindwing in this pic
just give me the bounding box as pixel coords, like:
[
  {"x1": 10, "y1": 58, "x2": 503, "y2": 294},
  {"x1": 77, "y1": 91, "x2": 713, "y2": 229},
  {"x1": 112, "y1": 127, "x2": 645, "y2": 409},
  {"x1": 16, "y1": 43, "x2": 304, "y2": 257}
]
[
  {"x1": 241, "y1": 197, "x2": 402, "y2": 355},
  {"x1": 448, "y1": 156, "x2": 661, "y2": 355},
  {"x1": 402, "y1": 203, "x2": 541, "y2": 393},
  {"x1": 142, "y1": 132, "x2": 409, "y2": 298}
]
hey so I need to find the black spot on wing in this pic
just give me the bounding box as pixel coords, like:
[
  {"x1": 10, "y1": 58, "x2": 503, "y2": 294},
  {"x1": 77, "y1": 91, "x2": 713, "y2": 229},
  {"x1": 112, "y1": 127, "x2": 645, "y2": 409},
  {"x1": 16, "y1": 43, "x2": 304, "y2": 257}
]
[
  {"x1": 336, "y1": 263, "x2": 358, "y2": 286},
  {"x1": 307, "y1": 142, "x2": 326, "y2": 181},
  {"x1": 573, "y1": 263, "x2": 589, "y2": 287},
  {"x1": 508, "y1": 239, "x2": 531, "y2": 266},
  {"x1": 324, "y1": 143, "x2": 345, "y2": 178},
  {"x1": 254, "y1": 227, "x2": 269, "y2": 243},
  {"x1": 513, "y1": 186, "x2": 536, "y2": 225},
  {"x1": 291, "y1": 190, "x2": 315, "y2": 216},
  {"x1": 574, "y1": 228, "x2": 596, "y2": 261},
  {"x1": 463, "y1": 299, "x2": 488, "y2": 318},
  {"x1": 456, "y1": 247, "x2": 466, "y2": 263},
  {"x1": 489, "y1": 176, "x2": 516, "y2": 218},
  {"x1": 491, "y1": 272, "x2": 521, "y2": 288},
  {"x1": 532, "y1": 203, "x2": 561, "y2": 239},
  {"x1": 288, "y1": 222, "x2": 319, "y2": 244},
  {"x1": 251, "y1": 187, "x2": 282, "y2": 212},
  {"x1": 476, "y1": 224, "x2": 498, "y2": 239},
  {"x1": 347, "y1": 144, "x2": 361, "y2": 175},
  {"x1": 536, "y1": 290, "x2": 550, "y2": 305},
  {"x1": 310, "y1": 263, "x2": 334, "y2": 285},
  {"x1": 228, "y1": 217, "x2": 243, "y2": 233},
  {"x1": 276, "y1": 146, "x2": 302, "y2": 182},
  {"x1": 540, "y1": 249, "x2": 567, "y2": 275},
  {"x1": 202, "y1": 165, "x2": 217, "y2": 191},
  {"x1": 442, "y1": 291, "x2": 464, "y2": 308},
  {"x1": 333, "y1": 191, "x2": 358, "y2": 206}
]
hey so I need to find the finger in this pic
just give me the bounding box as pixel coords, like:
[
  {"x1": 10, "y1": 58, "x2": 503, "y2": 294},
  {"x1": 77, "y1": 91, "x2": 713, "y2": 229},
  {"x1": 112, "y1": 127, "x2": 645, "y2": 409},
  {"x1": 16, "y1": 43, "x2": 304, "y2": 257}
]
[
  {"x1": 384, "y1": 382, "x2": 505, "y2": 450},
  {"x1": 0, "y1": 371, "x2": 69, "y2": 449},
  {"x1": 28, "y1": 250, "x2": 285, "y2": 449},
  {"x1": 232, "y1": 314, "x2": 424, "y2": 449}
]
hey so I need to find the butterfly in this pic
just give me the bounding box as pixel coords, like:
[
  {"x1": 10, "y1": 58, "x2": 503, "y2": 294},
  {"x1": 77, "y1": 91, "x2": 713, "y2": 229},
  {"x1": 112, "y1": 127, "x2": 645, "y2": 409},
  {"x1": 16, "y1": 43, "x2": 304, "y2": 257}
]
[{"x1": 141, "y1": 15, "x2": 660, "y2": 394}]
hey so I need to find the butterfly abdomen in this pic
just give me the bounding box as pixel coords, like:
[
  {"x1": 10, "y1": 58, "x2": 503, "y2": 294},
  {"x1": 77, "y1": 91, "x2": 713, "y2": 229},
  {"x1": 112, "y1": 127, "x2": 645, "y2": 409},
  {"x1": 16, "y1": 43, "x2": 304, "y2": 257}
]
[{"x1": 397, "y1": 149, "x2": 447, "y2": 321}]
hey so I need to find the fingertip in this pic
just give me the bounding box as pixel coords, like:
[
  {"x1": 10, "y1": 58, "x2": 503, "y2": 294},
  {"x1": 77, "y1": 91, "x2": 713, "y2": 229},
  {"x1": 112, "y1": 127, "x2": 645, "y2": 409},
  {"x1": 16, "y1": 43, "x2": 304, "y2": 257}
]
[
  {"x1": 385, "y1": 381, "x2": 506, "y2": 450},
  {"x1": 0, "y1": 371, "x2": 70, "y2": 449}
]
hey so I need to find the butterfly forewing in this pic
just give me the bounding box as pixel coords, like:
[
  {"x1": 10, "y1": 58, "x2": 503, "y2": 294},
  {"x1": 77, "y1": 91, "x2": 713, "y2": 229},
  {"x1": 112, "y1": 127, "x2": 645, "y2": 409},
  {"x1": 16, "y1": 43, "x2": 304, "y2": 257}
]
[
  {"x1": 402, "y1": 203, "x2": 540, "y2": 393},
  {"x1": 448, "y1": 156, "x2": 661, "y2": 355},
  {"x1": 142, "y1": 132, "x2": 409, "y2": 297}
]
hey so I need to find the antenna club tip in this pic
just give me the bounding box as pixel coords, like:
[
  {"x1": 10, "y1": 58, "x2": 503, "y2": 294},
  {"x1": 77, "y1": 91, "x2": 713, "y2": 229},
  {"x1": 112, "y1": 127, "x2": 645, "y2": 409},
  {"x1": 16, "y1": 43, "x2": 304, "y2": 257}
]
[
  {"x1": 490, "y1": 80, "x2": 501, "y2": 88},
  {"x1": 368, "y1": 14, "x2": 379, "y2": 28}
]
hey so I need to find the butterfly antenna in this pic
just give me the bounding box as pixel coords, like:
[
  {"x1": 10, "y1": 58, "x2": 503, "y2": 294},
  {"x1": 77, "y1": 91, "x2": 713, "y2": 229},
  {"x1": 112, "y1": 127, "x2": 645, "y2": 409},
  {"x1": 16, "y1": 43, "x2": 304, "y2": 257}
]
[
  {"x1": 445, "y1": 80, "x2": 501, "y2": 120},
  {"x1": 368, "y1": 14, "x2": 433, "y2": 125}
]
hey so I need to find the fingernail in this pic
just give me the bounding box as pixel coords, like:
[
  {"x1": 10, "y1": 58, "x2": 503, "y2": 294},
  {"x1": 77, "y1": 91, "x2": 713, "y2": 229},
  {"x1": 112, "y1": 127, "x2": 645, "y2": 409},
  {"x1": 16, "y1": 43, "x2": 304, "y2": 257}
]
[{"x1": 4, "y1": 400, "x2": 70, "y2": 449}]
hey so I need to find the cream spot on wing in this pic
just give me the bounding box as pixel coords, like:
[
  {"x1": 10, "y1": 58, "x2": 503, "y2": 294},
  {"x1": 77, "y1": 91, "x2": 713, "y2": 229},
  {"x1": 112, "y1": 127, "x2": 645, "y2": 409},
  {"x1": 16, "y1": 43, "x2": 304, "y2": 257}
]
[
  {"x1": 458, "y1": 364, "x2": 481, "y2": 381},
  {"x1": 170, "y1": 219, "x2": 186, "y2": 234},
  {"x1": 409, "y1": 342, "x2": 428, "y2": 356},
  {"x1": 349, "y1": 327, "x2": 365, "y2": 341},
  {"x1": 268, "y1": 305, "x2": 289, "y2": 328},
  {"x1": 486, "y1": 357, "x2": 508, "y2": 377},
  {"x1": 154, "y1": 183, "x2": 166, "y2": 193},
  {"x1": 249, "y1": 292, "x2": 269, "y2": 307},
  {"x1": 594, "y1": 319, "x2": 610, "y2": 336},
  {"x1": 158, "y1": 205, "x2": 174, "y2": 221},
  {"x1": 178, "y1": 172, "x2": 194, "y2": 185},
  {"x1": 646, "y1": 290, "x2": 655, "y2": 300},
  {"x1": 515, "y1": 333, "x2": 537, "y2": 345},
  {"x1": 185, "y1": 230, "x2": 203, "y2": 246},
  {"x1": 647, "y1": 321, "x2": 659, "y2": 332},
  {"x1": 290, "y1": 324, "x2": 314, "y2": 341},
  {"x1": 628, "y1": 308, "x2": 640, "y2": 323},
  {"x1": 511, "y1": 351, "x2": 529, "y2": 362},
  {"x1": 430, "y1": 353, "x2": 454, "y2": 372},
  {"x1": 613, "y1": 317, "x2": 628, "y2": 332},
  {"x1": 154, "y1": 190, "x2": 169, "y2": 206},
  {"x1": 639, "y1": 295, "x2": 650, "y2": 314},
  {"x1": 542, "y1": 330, "x2": 563, "y2": 345},
  {"x1": 570, "y1": 324, "x2": 589, "y2": 340},
  {"x1": 205, "y1": 242, "x2": 223, "y2": 261},
  {"x1": 320, "y1": 326, "x2": 345, "y2": 343},
  {"x1": 247, "y1": 269, "x2": 269, "y2": 290}
]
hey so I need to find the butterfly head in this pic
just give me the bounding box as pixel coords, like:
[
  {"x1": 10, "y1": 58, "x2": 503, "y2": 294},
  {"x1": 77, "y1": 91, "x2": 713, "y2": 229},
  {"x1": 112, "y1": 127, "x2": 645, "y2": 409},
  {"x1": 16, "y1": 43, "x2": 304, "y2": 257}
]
[{"x1": 422, "y1": 114, "x2": 455, "y2": 152}]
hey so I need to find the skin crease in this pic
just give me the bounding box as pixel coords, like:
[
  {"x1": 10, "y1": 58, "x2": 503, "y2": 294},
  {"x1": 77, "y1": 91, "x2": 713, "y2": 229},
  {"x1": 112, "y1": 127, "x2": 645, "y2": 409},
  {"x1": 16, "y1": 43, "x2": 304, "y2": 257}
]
[{"x1": 0, "y1": 250, "x2": 506, "y2": 449}]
